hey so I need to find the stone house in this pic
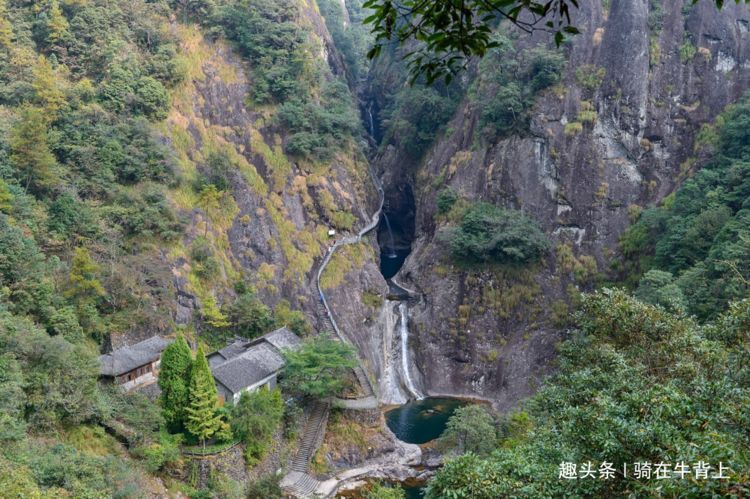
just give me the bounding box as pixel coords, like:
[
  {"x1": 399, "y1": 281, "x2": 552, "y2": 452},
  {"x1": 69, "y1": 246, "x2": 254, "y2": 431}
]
[
  {"x1": 99, "y1": 336, "x2": 173, "y2": 391},
  {"x1": 207, "y1": 327, "x2": 301, "y2": 404}
]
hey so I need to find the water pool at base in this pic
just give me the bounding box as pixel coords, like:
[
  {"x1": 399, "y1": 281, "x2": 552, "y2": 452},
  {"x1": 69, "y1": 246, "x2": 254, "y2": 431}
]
[
  {"x1": 379, "y1": 248, "x2": 411, "y2": 279},
  {"x1": 385, "y1": 397, "x2": 468, "y2": 444}
]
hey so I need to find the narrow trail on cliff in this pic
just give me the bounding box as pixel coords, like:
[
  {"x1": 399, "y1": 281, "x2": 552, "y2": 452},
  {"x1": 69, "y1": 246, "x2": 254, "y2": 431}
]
[{"x1": 281, "y1": 164, "x2": 383, "y2": 497}]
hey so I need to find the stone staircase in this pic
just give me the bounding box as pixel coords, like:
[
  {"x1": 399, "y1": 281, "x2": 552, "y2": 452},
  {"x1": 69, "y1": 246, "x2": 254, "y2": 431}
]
[
  {"x1": 281, "y1": 400, "x2": 330, "y2": 497},
  {"x1": 353, "y1": 365, "x2": 374, "y2": 397},
  {"x1": 290, "y1": 400, "x2": 330, "y2": 473},
  {"x1": 281, "y1": 471, "x2": 320, "y2": 497},
  {"x1": 316, "y1": 301, "x2": 336, "y2": 336}
]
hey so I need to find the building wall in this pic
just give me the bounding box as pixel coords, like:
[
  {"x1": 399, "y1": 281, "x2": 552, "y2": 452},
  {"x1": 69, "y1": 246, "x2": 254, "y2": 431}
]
[
  {"x1": 226, "y1": 373, "x2": 278, "y2": 405},
  {"x1": 115, "y1": 360, "x2": 160, "y2": 391}
]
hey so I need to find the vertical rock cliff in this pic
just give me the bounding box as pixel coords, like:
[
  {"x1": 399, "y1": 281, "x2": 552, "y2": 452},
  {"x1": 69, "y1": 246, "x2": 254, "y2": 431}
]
[{"x1": 368, "y1": 0, "x2": 750, "y2": 409}]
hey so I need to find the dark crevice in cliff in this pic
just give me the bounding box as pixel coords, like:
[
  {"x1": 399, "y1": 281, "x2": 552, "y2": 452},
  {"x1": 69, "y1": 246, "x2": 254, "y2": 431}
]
[{"x1": 378, "y1": 183, "x2": 416, "y2": 280}]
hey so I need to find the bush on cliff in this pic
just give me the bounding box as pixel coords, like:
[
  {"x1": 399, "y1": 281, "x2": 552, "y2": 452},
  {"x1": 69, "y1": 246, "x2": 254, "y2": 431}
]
[{"x1": 440, "y1": 202, "x2": 549, "y2": 265}]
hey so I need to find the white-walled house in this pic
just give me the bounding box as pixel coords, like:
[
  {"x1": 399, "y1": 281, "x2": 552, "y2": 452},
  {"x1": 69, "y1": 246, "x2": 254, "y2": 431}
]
[
  {"x1": 99, "y1": 336, "x2": 173, "y2": 391},
  {"x1": 207, "y1": 327, "x2": 301, "y2": 404}
]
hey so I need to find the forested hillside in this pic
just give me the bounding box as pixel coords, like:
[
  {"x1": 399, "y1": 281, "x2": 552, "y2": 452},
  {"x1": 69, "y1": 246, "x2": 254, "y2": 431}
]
[
  {"x1": 2, "y1": 0, "x2": 750, "y2": 497},
  {"x1": 0, "y1": 0, "x2": 371, "y2": 495}
]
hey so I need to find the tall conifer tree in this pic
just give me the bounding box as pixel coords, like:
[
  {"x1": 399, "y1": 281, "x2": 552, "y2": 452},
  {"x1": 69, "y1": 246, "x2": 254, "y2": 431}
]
[
  {"x1": 185, "y1": 345, "x2": 222, "y2": 449},
  {"x1": 158, "y1": 334, "x2": 192, "y2": 432}
]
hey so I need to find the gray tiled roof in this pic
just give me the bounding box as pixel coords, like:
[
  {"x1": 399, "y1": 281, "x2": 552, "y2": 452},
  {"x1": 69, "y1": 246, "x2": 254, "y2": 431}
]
[
  {"x1": 99, "y1": 336, "x2": 173, "y2": 377},
  {"x1": 260, "y1": 327, "x2": 301, "y2": 352},
  {"x1": 207, "y1": 338, "x2": 251, "y2": 368},
  {"x1": 211, "y1": 342, "x2": 285, "y2": 394}
]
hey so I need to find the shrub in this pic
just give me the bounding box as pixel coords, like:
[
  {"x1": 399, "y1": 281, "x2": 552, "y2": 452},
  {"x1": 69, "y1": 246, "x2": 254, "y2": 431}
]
[
  {"x1": 679, "y1": 40, "x2": 697, "y2": 63},
  {"x1": 231, "y1": 389, "x2": 284, "y2": 465},
  {"x1": 246, "y1": 474, "x2": 282, "y2": 499},
  {"x1": 190, "y1": 237, "x2": 219, "y2": 279},
  {"x1": 440, "y1": 202, "x2": 550, "y2": 264},
  {"x1": 381, "y1": 85, "x2": 457, "y2": 158},
  {"x1": 228, "y1": 292, "x2": 276, "y2": 338},
  {"x1": 564, "y1": 122, "x2": 583, "y2": 136},
  {"x1": 437, "y1": 188, "x2": 459, "y2": 214},
  {"x1": 135, "y1": 432, "x2": 181, "y2": 472},
  {"x1": 575, "y1": 65, "x2": 606, "y2": 92}
]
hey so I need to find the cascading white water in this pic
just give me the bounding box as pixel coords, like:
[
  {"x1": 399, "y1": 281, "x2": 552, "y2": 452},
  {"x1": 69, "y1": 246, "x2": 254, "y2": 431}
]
[
  {"x1": 366, "y1": 104, "x2": 375, "y2": 137},
  {"x1": 399, "y1": 302, "x2": 423, "y2": 400},
  {"x1": 382, "y1": 212, "x2": 398, "y2": 258},
  {"x1": 380, "y1": 303, "x2": 408, "y2": 404}
]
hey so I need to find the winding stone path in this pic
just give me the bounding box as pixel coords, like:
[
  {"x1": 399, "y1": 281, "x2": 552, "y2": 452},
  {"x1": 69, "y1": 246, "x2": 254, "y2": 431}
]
[{"x1": 281, "y1": 173, "x2": 385, "y2": 497}]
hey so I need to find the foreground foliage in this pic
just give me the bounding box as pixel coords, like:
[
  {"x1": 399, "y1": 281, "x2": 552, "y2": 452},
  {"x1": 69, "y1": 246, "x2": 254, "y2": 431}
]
[
  {"x1": 231, "y1": 388, "x2": 284, "y2": 465},
  {"x1": 426, "y1": 289, "x2": 750, "y2": 497}
]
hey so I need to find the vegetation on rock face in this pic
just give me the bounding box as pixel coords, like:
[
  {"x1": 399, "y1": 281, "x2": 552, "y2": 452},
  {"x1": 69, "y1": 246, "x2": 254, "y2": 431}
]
[
  {"x1": 473, "y1": 35, "x2": 565, "y2": 141},
  {"x1": 220, "y1": 0, "x2": 306, "y2": 104},
  {"x1": 440, "y1": 201, "x2": 550, "y2": 265},
  {"x1": 381, "y1": 84, "x2": 458, "y2": 159},
  {"x1": 362, "y1": 0, "x2": 730, "y2": 83},
  {"x1": 281, "y1": 337, "x2": 358, "y2": 399}
]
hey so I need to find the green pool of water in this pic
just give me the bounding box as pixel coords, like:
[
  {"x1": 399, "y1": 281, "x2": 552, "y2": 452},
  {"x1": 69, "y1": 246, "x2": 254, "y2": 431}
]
[
  {"x1": 402, "y1": 483, "x2": 424, "y2": 498},
  {"x1": 385, "y1": 397, "x2": 468, "y2": 444}
]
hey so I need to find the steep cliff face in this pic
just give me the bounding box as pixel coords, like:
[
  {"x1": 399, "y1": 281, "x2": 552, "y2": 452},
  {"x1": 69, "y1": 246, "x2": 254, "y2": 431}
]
[
  {"x1": 155, "y1": 4, "x2": 379, "y2": 339},
  {"x1": 373, "y1": 0, "x2": 750, "y2": 409}
]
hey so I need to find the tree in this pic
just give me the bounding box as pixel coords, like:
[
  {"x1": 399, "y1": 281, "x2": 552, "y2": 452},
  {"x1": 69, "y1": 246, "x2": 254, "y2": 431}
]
[
  {"x1": 46, "y1": 0, "x2": 69, "y2": 47},
  {"x1": 158, "y1": 334, "x2": 193, "y2": 432},
  {"x1": 0, "y1": 179, "x2": 13, "y2": 214},
  {"x1": 635, "y1": 269, "x2": 686, "y2": 313},
  {"x1": 197, "y1": 184, "x2": 222, "y2": 236},
  {"x1": 281, "y1": 337, "x2": 357, "y2": 399},
  {"x1": 133, "y1": 76, "x2": 169, "y2": 120},
  {"x1": 228, "y1": 292, "x2": 276, "y2": 338},
  {"x1": 66, "y1": 247, "x2": 105, "y2": 305},
  {"x1": 437, "y1": 405, "x2": 498, "y2": 456},
  {"x1": 185, "y1": 345, "x2": 223, "y2": 448},
  {"x1": 363, "y1": 0, "x2": 734, "y2": 83},
  {"x1": 424, "y1": 453, "x2": 513, "y2": 499},
  {"x1": 0, "y1": 0, "x2": 12, "y2": 49},
  {"x1": 9, "y1": 105, "x2": 58, "y2": 193},
  {"x1": 0, "y1": 354, "x2": 26, "y2": 443},
  {"x1": 231, "y1": 388, "x2": 284, "y2": 464}
]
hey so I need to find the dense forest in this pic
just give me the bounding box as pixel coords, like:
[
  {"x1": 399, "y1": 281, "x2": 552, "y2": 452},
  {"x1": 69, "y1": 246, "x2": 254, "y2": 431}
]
[{"x1": 1, "y1": 0, "x2": 749, "y2": 497}]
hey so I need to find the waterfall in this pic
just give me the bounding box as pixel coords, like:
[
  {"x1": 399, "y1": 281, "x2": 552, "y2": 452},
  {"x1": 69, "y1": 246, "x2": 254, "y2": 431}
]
[
  {"x1": 382, "y1": 212, "x2": 398, "y2": 258},
  {"x1": 380, "y1": 303, "x2": 408, "y2": 404},
  {"x1": 399, "y1": 302, "x2": 423, "y2": 400},
  {"x1": 366, "y1": 104, "x2": 375, "y2": 138}
]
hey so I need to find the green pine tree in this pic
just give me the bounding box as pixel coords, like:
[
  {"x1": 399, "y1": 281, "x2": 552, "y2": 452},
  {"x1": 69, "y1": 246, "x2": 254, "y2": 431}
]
[
  {"x1": 158, "y1": 334, "x2": 193, "y2": 432},
  {"x1": 0, "y1": 179, "x2": 13, "y2": 214},
  {"x1": 0, "y1": 0, "x2": 12, "y2": 49},
  {"x1": 185, "y1": 345, "x2": 222, "y2": 448},
  {"x1": 46, "y1": 0, "x2": 68, "y2": 47},
  {"x1": 9, "y1": 105, "x2": 58, "y2": 193}
]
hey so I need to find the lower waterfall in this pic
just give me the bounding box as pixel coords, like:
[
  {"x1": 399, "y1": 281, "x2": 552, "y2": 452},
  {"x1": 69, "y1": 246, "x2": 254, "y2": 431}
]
[
  {"x1": 399, "y1": 302, "x2": 423, "y2": 400},
  {"x1": 380, "y1": 302, "x2": 408, "y2": 404}
]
